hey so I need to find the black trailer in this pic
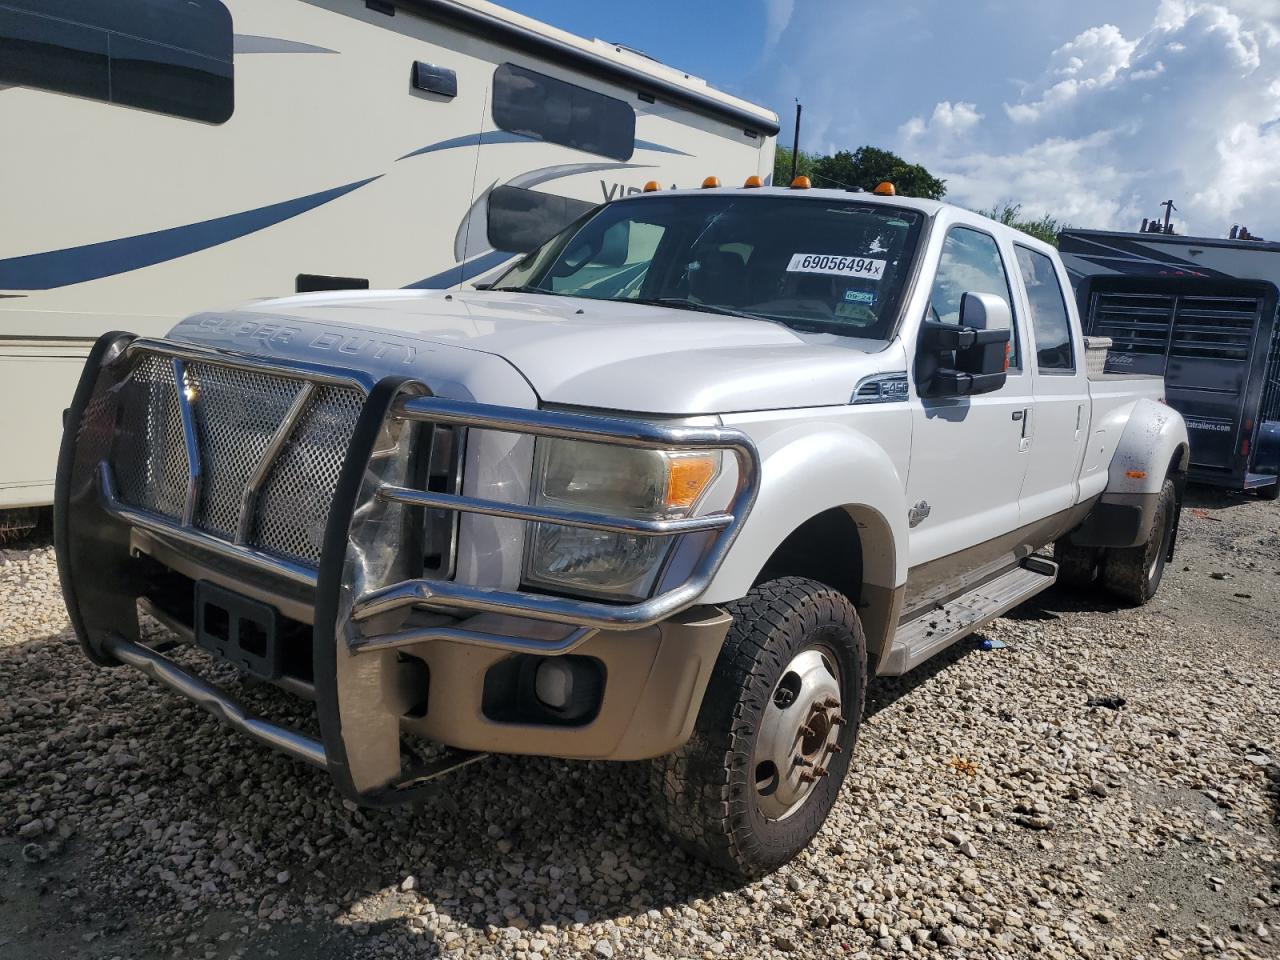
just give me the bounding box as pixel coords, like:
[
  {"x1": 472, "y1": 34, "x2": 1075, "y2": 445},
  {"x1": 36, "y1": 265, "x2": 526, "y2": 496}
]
[{"x1": 1060, "y1": 229, "x2": 1280, "y2": 499}]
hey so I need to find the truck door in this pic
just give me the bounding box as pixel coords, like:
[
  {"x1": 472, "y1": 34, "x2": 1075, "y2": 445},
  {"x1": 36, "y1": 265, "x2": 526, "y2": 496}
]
[
  {"x1": 905, "y1": 225, "x2": 1034, "y2": 595},
  {"x1": 1011, "y1": 245, "x2": 1090, "y2": 521}
]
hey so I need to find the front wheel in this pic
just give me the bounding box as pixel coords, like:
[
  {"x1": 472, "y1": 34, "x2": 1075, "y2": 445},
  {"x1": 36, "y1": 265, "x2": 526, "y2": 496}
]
[
  {"x1": 650, "y1": 577, "x2": 866, "y2": 879},
  {"x1": 1100, "y1": 477, "x2": 1178, "y2": 606}
]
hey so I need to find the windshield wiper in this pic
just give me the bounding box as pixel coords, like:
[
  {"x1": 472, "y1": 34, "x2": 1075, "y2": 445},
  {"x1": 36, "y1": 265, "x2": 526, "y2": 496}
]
[
  {"x1": 628, "y1": 297, "x2": 766, "y2": 320},
  {"x1": 492, "y1": 284, "x2": 563, "y2": 296}
]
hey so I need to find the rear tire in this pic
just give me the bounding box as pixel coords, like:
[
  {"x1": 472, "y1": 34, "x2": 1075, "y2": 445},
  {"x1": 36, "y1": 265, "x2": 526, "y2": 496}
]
[
  {"x1": 1053, "y1": 539, "x2": 1100, "y2": 589},
  {"x1": 1100, "y1": 477, "x2": 1178, "y2": 606},
  {"x1": 650, "y1": 577, "x2": 866, "y2": 880},
  {"x1": 1258, "y1": 482, "x2": 1279, "y2": 502}
]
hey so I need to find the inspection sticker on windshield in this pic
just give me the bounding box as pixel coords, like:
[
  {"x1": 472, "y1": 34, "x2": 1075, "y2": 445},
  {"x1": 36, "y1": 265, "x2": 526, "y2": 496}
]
[{"x1": 786, "y1": 253, "x2": 886, "y2": 279}]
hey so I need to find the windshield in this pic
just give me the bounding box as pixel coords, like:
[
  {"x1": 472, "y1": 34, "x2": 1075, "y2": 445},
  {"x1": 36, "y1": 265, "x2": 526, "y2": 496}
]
[{"x1": 490, "y1": 194, "x2": 925, "y2": 339}]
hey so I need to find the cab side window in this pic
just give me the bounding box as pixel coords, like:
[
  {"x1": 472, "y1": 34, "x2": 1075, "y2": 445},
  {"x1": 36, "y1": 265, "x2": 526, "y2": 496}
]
[
  {"x1": 928, "y1": 227, "x2": 1020, "y2": 370},
  {"x1": 1015, "y1": 246, "x2": 1075, "y2": 372}
]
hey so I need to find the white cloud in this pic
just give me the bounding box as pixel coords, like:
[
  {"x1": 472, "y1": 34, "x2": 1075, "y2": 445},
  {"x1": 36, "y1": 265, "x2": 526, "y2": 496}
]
[
  {"x1": 1004, "y1": 25, "x2": 1138, "y2": 123},
  {"x1": 901, "y1": 101, "x2": 984, "y2": 140},
  {"x1": 896, "y1": 1, "x2": 1280, "y2": 234}
]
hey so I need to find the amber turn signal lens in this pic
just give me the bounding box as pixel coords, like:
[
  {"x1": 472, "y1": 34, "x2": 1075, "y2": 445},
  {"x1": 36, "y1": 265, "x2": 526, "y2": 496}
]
[
  {"x1": 665, "y1": 453, "x2": 719, "y2": 510},
  {"x1": 1125, "y1": 470, "x2": 1147, "y2": 479},
  {"x1": 874, "y1": 181, "x2": 896, "y2": 196},
  {"x1": 743, "y1": 175, "x2": 764, "y2": 188},
  {"x1": 1004, "y1": 342, "x2": 1011, "y2": 372},
  {"x1": 789, "y1": 175, "x2": 811, "y2": 189}
]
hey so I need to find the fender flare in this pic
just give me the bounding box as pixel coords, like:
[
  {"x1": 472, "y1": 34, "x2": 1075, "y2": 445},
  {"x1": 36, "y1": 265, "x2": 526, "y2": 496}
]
[
  {"x1": 702, "y1": 421, "x2": 908, "y2": 656},
  {"x1": 1104, "y1": 397, "x2": 1190, "y2": 495},
  {"x1": 1072, "y1": 398, "x2": 1188, "y2": 549}
]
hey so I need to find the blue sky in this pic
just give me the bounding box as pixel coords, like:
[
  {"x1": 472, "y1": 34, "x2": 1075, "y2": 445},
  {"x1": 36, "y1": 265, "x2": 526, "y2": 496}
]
[{"x1": 504, "y1": 0, "x2": 1280, "y2": 238}]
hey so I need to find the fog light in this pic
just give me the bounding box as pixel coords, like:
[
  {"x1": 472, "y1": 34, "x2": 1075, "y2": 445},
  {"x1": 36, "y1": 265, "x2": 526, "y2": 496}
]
[{"x1": 534, "y1": 658, "x2": 575, "y2": 710}]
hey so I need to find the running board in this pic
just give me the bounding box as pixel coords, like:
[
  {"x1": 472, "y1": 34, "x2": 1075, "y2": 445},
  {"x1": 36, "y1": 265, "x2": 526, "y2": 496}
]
[{"x1": 880, "y1": 558, "x2": 1058, "y2": 676}]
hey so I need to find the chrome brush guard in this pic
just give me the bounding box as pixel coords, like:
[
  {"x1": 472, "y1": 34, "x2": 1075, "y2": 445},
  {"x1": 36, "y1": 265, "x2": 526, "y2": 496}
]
[{"x1": 56, "y1": 332, "x2": 760, "y2": 804}]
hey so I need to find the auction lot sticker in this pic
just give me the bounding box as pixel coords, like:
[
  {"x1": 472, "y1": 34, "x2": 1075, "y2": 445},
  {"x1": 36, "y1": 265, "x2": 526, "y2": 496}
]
[{"x1": 786, "y1": 253, "x2": 886, "y2": 279}]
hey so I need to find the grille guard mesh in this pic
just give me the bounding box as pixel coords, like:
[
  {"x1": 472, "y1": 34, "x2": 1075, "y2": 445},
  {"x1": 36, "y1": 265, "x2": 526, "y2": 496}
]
[{"x1": 108, "y1": 351, "x2": 365, "y2": 567}]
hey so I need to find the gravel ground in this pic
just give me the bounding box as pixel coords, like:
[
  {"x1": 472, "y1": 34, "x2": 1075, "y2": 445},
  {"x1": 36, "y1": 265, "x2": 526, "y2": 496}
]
[{"x1": 2, "y1": 489, "x2": 1278, "y2": 960}]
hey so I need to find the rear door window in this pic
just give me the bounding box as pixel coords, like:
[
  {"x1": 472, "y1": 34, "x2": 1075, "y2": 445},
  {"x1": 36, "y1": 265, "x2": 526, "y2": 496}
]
[
  {"x1": 492, "y1": 63, "x2": 635, "y2": 161},
  {"x1": 1015, "y1": 246, "x2": 1076, "y2": 372}
]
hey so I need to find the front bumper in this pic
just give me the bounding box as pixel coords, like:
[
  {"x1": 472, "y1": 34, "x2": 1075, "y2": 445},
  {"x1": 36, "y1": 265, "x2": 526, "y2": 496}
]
[{"x1": 56, "y1": 333, "x2": 759, "y2": 805}]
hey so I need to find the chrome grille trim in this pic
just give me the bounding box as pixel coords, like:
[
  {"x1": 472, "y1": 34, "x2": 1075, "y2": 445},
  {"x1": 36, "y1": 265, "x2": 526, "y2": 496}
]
[
  {"x1": 236, "y1": 382, "x2": 316, "y2": 543},
  {"x1": 173, "y1": 359, "x2": 202, "y2": 526}
]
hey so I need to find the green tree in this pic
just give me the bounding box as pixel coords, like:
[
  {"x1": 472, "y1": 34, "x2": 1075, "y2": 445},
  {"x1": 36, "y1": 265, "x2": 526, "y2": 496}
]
[
  {"x1": 772, "y1": 145, "x2": 817, "y2": 186},
  {"x1": 979, "y1": 202, "x2": 1067, "y2": 247},
  {"x1": 811, "y1": 146, "x2": 947, "y2": 199}
]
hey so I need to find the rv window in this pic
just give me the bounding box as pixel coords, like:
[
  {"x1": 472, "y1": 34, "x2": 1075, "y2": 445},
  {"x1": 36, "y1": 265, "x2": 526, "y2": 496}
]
[
  {"x1": 492, "y1": 63, "x2": 635, "y2": 161},
  {"x1": 1015, "y1": 246, "x2": 1075, "y2": 372},
  {"x1": 0, "y1": 0, "x2": 233, "y2": 124},
  {"x1": 488, "y1": 186, "x2": 596, "y2": 254}
]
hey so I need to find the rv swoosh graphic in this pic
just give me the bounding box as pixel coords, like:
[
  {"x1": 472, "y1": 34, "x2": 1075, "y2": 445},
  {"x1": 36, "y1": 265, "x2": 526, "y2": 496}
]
[
  {"x1": 233, "y1": 35, "x2": 339, "y2": 55},
  {"x1": 0, "y1": 177, "x2": 380, "y2": 290},
  {"x1": 403, "y1": 249, "x2": 514, "y2": 290},
  {"x1": 398, "y1": 133, "x2": 692, "y2": 162},
  {"x1": 633, "y1": 139, "x2": 692, "y2": 156}
]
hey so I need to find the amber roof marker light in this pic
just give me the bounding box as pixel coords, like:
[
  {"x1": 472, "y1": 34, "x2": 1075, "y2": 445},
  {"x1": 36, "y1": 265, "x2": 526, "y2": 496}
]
[
  {"x1": 874, "y1": 181, "x2": 896, "y2": 196},
  {"x1": 642, "y1": 180, "x2": 662, "y2": 192},
  {"x1": 743, "y1": 175, "x2": 764, "y2": 188},
  {"x1": 790, "y1": 175, "x2": 811, "y2": 189},
  {"x1": 701, "y1": 176, "x2": 721, "y2": 188}
]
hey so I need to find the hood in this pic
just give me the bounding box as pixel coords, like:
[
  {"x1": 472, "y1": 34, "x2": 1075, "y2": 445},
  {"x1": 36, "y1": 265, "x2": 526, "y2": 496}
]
[{"x1": 169, "y1": 289, "x2": 900, "y2": 415}]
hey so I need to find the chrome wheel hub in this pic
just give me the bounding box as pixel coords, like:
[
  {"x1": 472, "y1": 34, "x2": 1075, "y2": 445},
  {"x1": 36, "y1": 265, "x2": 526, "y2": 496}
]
[{"x1": 752, "y1": 646, "x2": 844, "y2": 821}]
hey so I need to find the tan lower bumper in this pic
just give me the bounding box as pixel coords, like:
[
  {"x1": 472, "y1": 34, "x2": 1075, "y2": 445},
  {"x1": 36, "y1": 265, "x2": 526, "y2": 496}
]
[{"x1": 398, "y1": 605, "x2": 732, "y2": 761}]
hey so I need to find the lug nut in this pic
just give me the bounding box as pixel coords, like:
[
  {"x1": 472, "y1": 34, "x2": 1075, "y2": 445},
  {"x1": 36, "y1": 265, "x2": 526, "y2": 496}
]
[
  {"x1": 798, "y1": 724, "x2": 816, "y2": 738},
  {"x1": 814, "y1": 765, "x2": 829, "y2": 778},
  {"x1": 793, "y1": 757, "x2": 813, "y2": 767},
  {"x1": 798, "y1": 772, "x2": 816, "y2": 784},
  {"x1": 822, "y1": 696, "x2": 840, "y2": 708},
  {"x1": 828, "y1": 744, "x2": 844, "y2": 755},
  {"x1": 831, "y1": 715, "x2": 847, "y2": 726}
]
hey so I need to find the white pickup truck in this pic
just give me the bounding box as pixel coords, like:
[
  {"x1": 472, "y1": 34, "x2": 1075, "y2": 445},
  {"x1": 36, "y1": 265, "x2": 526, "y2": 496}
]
[{"x1": 56, "y1": 184, "x2": 1188, "y2": 878}]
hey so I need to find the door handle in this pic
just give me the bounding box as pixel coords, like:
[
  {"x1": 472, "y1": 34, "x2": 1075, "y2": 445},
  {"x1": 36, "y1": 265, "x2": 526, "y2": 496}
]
[
  {"x1": 1018, "y1": 407, "x2": 1032, "y2": 452},
  {"x1": 1011, "y1": 410, "x2": 1024, "y2": 421}
]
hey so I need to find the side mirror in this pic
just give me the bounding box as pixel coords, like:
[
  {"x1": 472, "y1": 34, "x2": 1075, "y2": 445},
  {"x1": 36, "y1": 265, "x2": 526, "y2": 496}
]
[{"x1": 917, "y1": 292, "x2": 1011, "y2": 397}]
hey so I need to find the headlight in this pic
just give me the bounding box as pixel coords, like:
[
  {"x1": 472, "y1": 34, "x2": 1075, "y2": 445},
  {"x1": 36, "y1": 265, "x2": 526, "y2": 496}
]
[{"x1": 523, "y1": 438, "x2": 720, "y2": 600}]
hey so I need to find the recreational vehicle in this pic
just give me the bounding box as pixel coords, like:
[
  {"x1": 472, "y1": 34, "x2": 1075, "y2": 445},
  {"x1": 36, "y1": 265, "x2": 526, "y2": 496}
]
[
  {"x1": 1060, "y1": 228, "x2": 1280, "y2": 499},
  {"x1": 0, "y1": 0, "x2": 778, "y2": 527}
]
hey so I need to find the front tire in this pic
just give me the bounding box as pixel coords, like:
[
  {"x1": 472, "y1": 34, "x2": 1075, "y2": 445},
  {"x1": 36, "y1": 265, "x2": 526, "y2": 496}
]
[
  {"x1": 1258, "y1": 482, "x2": 1279, "y2": 502},
  {"x1": 650, "y1": 577, "x2": 866, "y2": 879},
  {"x1": 1100, "y1": 477, "x2": 1178, "y2": 606}
]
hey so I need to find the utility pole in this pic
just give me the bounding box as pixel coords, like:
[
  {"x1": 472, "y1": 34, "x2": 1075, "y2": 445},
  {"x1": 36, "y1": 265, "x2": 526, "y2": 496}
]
[{"x1": 789, "y1": 101, "x2": 802, "y2": 184}]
